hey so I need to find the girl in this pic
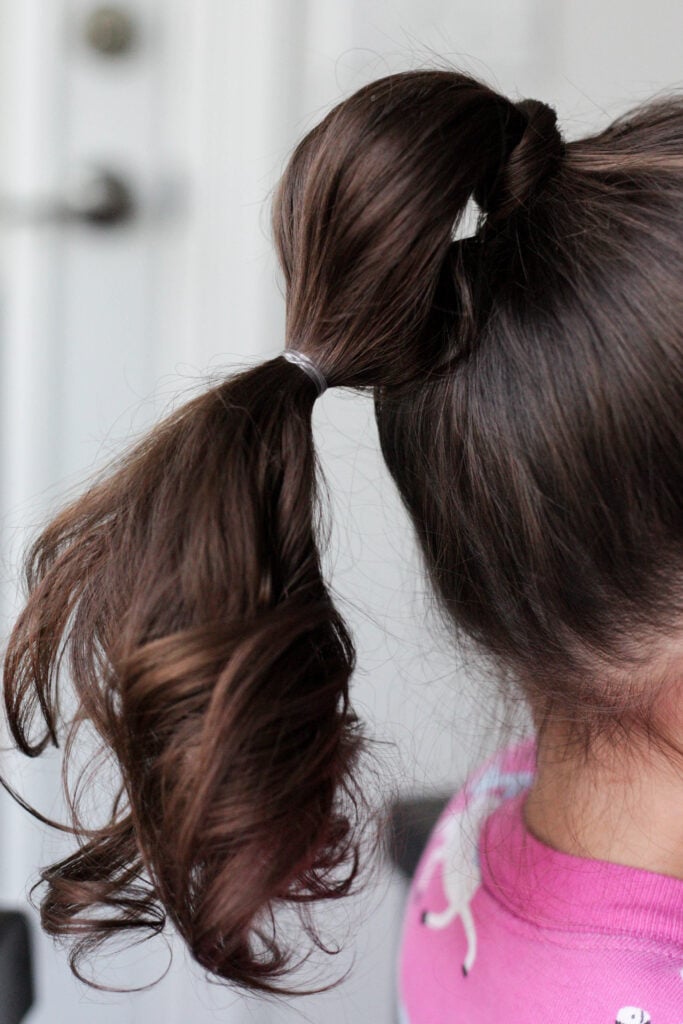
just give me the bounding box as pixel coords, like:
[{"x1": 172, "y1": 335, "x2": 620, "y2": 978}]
[{"x1": 2, "y1": 66, "x2": 682, "y2": 1019}]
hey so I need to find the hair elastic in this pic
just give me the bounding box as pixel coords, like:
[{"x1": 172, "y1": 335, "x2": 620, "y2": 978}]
[{"x1": 282, "y1": 349, "x2": 328, "y2": 397}]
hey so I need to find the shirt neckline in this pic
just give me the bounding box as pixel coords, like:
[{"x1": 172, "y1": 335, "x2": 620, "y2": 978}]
[{"x1": 479, "y1": 788, "x2": 683, "y2": 948}]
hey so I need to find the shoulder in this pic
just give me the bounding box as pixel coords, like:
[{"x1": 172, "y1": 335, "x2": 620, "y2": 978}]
[
  {"x1": 397, "y1": 735, "x2": 537, "y2": 1010},
  {"x1": 412, "y1": 736, "x2": 536, "y2": 896}
]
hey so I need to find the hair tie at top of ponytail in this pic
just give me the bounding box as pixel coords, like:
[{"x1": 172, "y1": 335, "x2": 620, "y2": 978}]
[
  {"x1": 474, "y1": 96, "x2": 566, "y2": 227},
  {"x1": 283, "y1": 349, "x2": 328, "y2": 397}
]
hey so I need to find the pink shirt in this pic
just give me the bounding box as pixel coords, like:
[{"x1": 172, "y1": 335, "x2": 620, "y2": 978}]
[{"x1": 397, "y1": 737, "x2": 683, "y2": 1022}]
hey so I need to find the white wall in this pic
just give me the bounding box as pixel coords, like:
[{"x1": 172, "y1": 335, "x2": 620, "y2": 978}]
[{"x1": 1, "y1": 2, "x2": 681, "y2": 1021}]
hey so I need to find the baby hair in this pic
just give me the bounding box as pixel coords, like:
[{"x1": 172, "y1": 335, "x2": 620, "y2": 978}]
[{"x1": 2, "y1": 66, "x2": 682, "y2": 996}]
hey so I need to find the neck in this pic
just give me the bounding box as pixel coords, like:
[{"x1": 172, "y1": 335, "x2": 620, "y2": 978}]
[{"x1": 523, "y1": 719, "x2": 683, "y2": 880}]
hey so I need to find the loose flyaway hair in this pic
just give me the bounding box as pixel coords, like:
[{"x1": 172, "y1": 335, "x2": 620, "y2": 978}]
[{"x1": 2, "y1": 65, "x2": 683, "y2": 996}]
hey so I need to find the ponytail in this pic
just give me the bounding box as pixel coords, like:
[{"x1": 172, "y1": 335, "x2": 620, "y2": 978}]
[
  {"x1": 7, "y1": 65, "x2": 673, "y2": 994},
  {"x1": 3, "y1": 363, "x2": 372, "y2": 994}
]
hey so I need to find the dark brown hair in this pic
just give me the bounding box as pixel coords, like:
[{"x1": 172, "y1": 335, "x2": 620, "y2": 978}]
[{"x1": 3, "y1": 66, "x2": 683, "y2": 995}]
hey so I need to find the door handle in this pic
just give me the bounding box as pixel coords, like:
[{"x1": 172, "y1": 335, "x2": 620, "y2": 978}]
[{"x1": 0, "y1": 167, "x2": 135, "y2": 227}]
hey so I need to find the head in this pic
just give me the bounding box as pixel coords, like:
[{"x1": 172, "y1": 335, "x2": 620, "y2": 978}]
[{"x1": 3, "y1": 66, "x2": 682, "y2": 995}]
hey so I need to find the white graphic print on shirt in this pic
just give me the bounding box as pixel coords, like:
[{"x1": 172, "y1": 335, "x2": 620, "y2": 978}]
[{"x1": 416, "y1": 764, "x2": 533, "y2": 976}]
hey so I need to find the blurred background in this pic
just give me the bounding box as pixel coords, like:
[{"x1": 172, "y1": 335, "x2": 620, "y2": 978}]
[{"x1": 0, "y1": 1, "x2": 681, "y2": 1021}]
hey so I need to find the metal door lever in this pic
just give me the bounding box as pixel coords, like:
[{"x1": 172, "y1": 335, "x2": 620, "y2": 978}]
[{"x1": 0, "y1": 167, "x2": 135, "y2": 226}]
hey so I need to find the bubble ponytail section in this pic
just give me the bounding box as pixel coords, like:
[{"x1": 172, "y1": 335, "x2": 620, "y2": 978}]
[{"x1": 3, "y1": 361, "x2": 375, "y2": 994}]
